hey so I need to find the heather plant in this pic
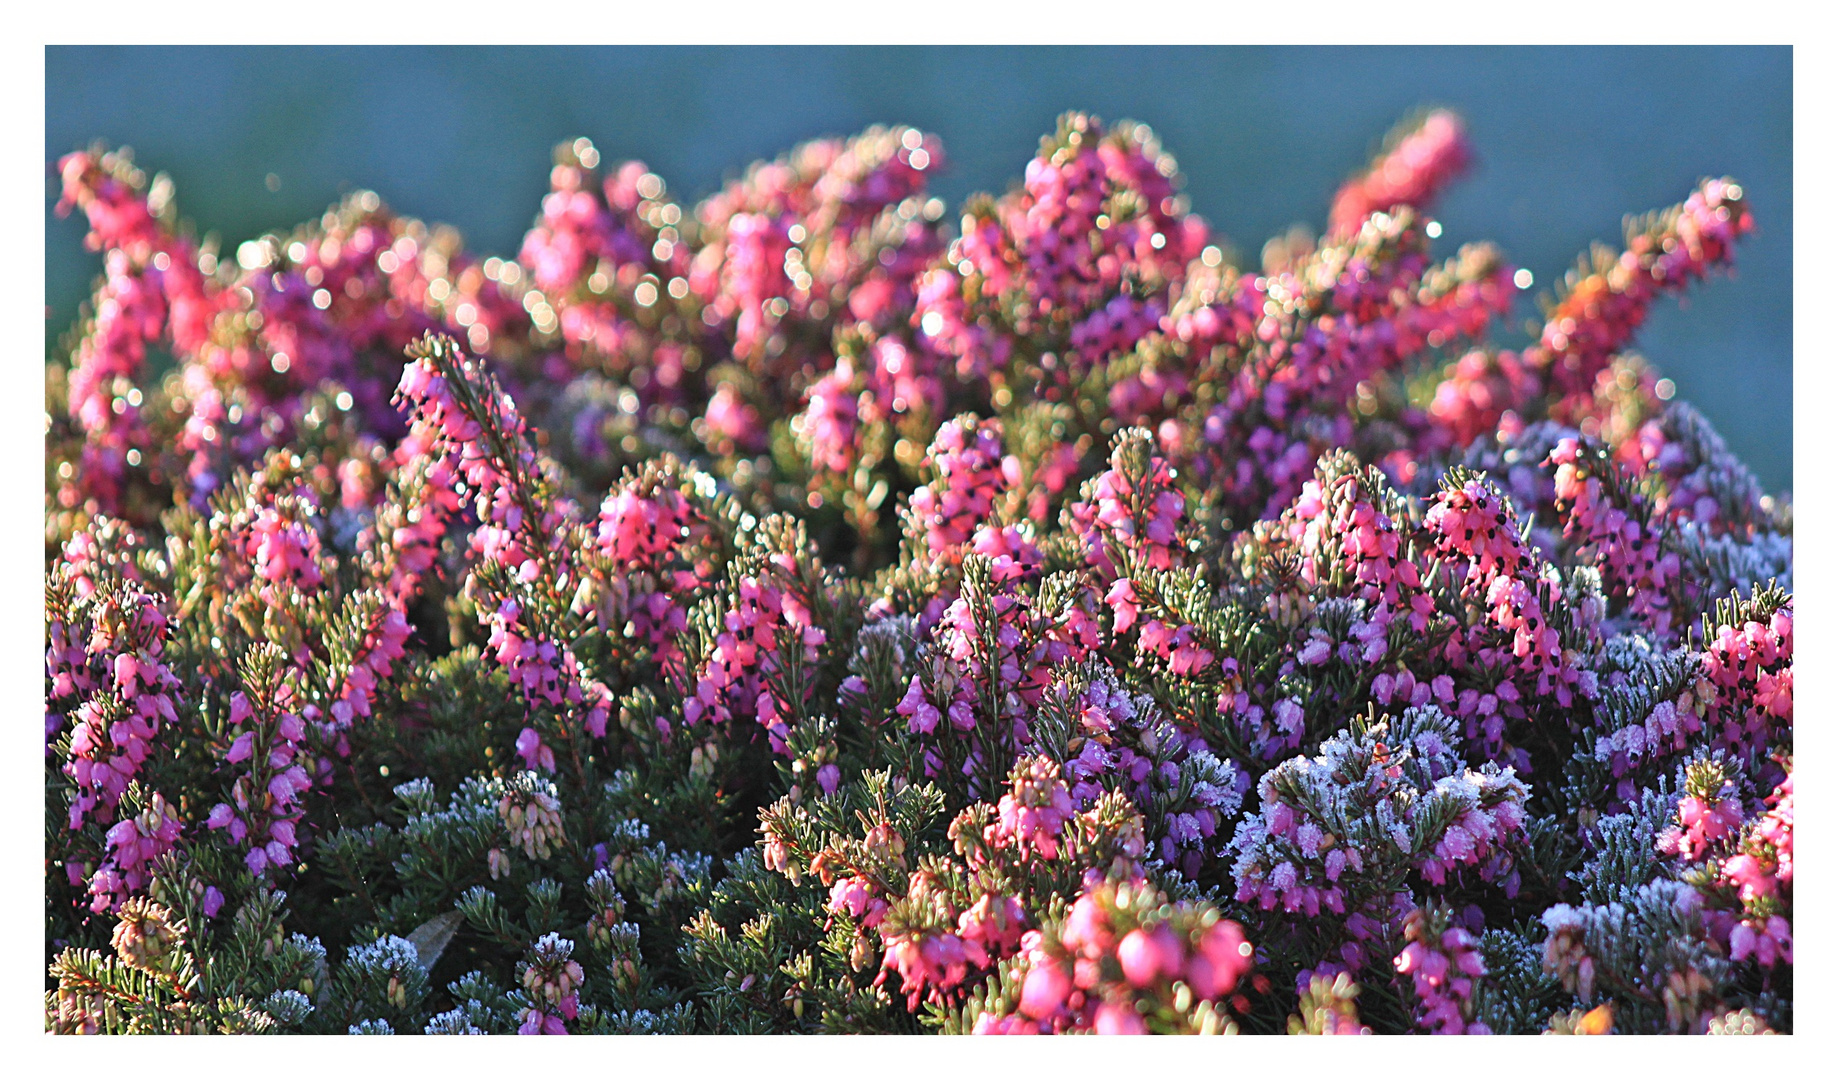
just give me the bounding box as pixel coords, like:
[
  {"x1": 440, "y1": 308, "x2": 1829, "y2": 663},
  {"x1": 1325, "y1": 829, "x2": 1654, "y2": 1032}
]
[{"x1": 45, "y1": 108, "x2": 1790, "y2": 1035}]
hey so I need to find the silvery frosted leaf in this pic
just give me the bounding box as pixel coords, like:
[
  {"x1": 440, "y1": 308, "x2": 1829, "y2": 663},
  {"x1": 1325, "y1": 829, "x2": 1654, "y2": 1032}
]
[{"x1": 406, "y1": 910, "x2": 466, "y2": 973}]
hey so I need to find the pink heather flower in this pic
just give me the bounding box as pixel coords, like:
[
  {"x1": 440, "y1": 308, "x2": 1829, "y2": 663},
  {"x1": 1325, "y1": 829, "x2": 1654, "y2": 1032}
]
[
  {"x1": 597, "y1": 482, "x2": 694, "y2": 570},
  {"x1": 396, "y1": 338, "x2": 618, "y2": 743},
  {"x1": 1424, "y1": 475, "x2": 1585, "y2": 754},
  {"x1": 364, "y1": 438, "x2": 464, "y2": 608},
  {"x1": 1103, "y1": 577, "x2": 1142, "y2": 636},
  {"x1": 1328, "y1": 110, "x2": 1471, "y2": 238},
  {"x1": 1547, "y1": 437, "x2": 1679, "y2": 637},
  {"x1": 519, "y1": 933, "x2": 585, "y2": 1029},
  {"x1": 880, "y1": 931, "x2": 970, "y2": 1010},
  {"x1": 1162, "y1": 207, "x2": 1434, "y2": 521},
  {"x1": 518, "y1": 1009, "x2": 570, "y2": 1036},
  {"x1": 958, "y1": 893, "x2": 1029, "y2": 967},
  {"x1": 1698, "y1": 769, "x2": 1792, "y2": 970},
  {"x1": 1757, "y1": 773, "x2": 1794, "y2": 885},
  {"x1": 1231, "y1": 714, "x2": 1526, "y2": 910},
  {"x1": 829, "y1": 877, "x2": 889, "y2": 929},
  {"x1": 994, "y1": 756, "x2": 1076, "y2": 860},
  {"x1": 1068, "y1": 429, "x2": 1185, "y2": 582},
  {"x1": 1277, "y1": 460, "x2": 1432, "y2": 633},
  {"x1": 245, "y1": 507, "x2": 325, "y2": 591},
  {"x1": 796, "y1": 361, "x2": 865, "y2": 477},
  {"x1": 593, "y1": 467, "x2": 706, "y2": 672},
  {"x1": 864, "y1": 335, "x2": 944, "y2": 420},
  {"x1": 516, "y1": 726, "x2": 557, "y2": 773},
  {"x1": 58, "y1": 149, "x2": 165, "y2": 254},
  {"x1": 1117, "y1": 925, "x2": 1184, "y2": 988},
  {"x1": 701, "y1": 383, "x2": 766, "y2": 454},
  {"x1": 1692, "y1": 604, "x2": 1792, "y2": 770},
  {"x1": 1395, "y1": 909, "x2": 1490, "y2": 1035},
  {"x1": 969, "y1": 524, "x2": 1043, "y2": 583},
  {"x1": 1093, "y1": 1000, "x2": 1148, "y2": 1035},
  {"x1": 987, "y1": 878, "x2": 1256, "y2": 1034},
  {"x1": 1665, "y1": 794, "x2": 1744, "y2": 861},
  {"x1": 1071, "y1": 294, "x2": 1165, "y2": 369},
  {"x1": 206, "y1": 685, "x2": 311, "y2": 880},
  {"x1": 1727, "y1": 915, "x2": 1792, "y2": 967},
  {"x1": 1536, "y1": 179, "x2": 1751, "y2": 426},
  {"x1": 1426, "y1": 347, "x2": 1542, "y2": 449},
  {"x1": 1018, "y1": 955, "x2": 1073, "y2": 1020},
  {"x1": 927, "y1": 114, "x2": 1202, "y2": 390},
  {"x1": 907, "y1": 415, "x2": 1017, "y2": 564},
  {"x1": 913, "y1": 266, "x2": 1011, "y2": 379},
  {"x1": 1623, "y1": 401, "x2": 1773, "y2": 537},
  {"x1": 63, "y1": 582, "x2": 179, "y2": 834},
  {"x1": 517, "y1": 152, "x2": 667, "y2": 310},
  {"x1": 717, "y1": 212, "x2": 792, "y2": 359},
  {"x1": 1720, "y1": 853, "x2": 1774, "y2": 904},
  {"x1": 1185, "y1": 919, "x2": 1254, "y2": 1000},
  {"x1": 1393, "y1": 244, "x2": 1517, "y2": 359},
  {"x1": 923, "y1": 568, "x2": 1087, "y2": 770},
  {"x1": 682, "y1": 568, "x2": 826, "y2": 751},
  {"x1": 895, "y1": 675, "x2": 942, "y2": 735},
  {"x1": 42, "y1": 117, "x2": 1791, "y2": 1040},
  {"x1": 1137, "y1": 619, "x2": 1215, "y2": 678},
  {"x1": 62, "y1": 254, "x2": 165, "y2": 513},
  {"x1": 318, "y1": 605, "x2": 411, "y2": 746},
  {"x1": 45, "y1": 597, "x2": 95, "y2": 742},
  {"x1": 1060, "y1": 891, "x2": 1116, "y2": 959},
  {"x1": 54, "y1": 149, "x2": 221, "y2": 513},
  {"x1": 87, "y1": 792, "x2": 183, "y2": 913}
]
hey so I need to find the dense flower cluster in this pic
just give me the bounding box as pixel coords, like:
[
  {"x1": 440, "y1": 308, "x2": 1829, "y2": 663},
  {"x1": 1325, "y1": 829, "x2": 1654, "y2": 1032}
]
[
  {"x1": 44, "y1": 109, "x2": 1789, "y2": 1035},
  {"x1": 1030, "y1": 666, "x2": 1242, "y2": 877},
  {"x1": 1395, "y1": 905, "x2": 1490, "y2": 1034},
  {"x1": 682, "y1": 554, "x2": 827, "y2": 752},
  {"x1": 972, "y1": 877, "x2": 1256, "y2": 1034},
  {"x1": 1547, "y1": 437, "x2": 1678, "y2": 635},
  {"x1": 205, "y1": 676, "x2": 311, "y2": 878},
  {"x1": 1327, "y1": 109, "x2": 1472, "y2": 239},
  {"x1": 1227, "y1": 707, "x2": 1529, "y2": 930},
  {"x1": 1690, "y1": 768, "x2": 1794, "y2": 969},
  {"x1": 907, "y1": 415, "x2": 1019, "y2": 566},
  {"x1": 1426, "y1": 178, "x2": 1751, "y2": 451},
  {"x1": 518, "y1": 933, "x2": 585, "y2": 1034},
  {"x1": 57, "y1": 575, "x2": 179, "y2": 832}
]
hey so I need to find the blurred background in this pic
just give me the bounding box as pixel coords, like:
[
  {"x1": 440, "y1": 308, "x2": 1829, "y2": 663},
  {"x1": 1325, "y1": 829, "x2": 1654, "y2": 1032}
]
[{"x1": 45, "y1": 45, "x2": 1792, "y2": 490}]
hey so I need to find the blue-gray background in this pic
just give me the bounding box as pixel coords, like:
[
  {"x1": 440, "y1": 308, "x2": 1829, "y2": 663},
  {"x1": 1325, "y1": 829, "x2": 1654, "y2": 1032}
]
[{"x1": 45, "y1": 46, "x2": 1792, "y2": 490}]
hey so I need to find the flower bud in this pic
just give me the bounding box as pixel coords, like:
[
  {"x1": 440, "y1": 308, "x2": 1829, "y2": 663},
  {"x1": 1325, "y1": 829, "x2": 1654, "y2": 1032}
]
[{"x1": 112, "y1": 897, "x2": 185, "y2": 974}]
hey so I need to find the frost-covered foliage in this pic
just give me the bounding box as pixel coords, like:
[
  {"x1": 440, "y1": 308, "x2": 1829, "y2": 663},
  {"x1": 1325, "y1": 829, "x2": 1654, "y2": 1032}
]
[{"x1": 45, "y1": 109, "x2": 1789, "y2": 1034}]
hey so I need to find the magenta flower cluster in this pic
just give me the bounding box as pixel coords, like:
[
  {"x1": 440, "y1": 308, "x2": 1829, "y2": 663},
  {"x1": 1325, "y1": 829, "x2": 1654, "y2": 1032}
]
[
  {"x1": 980, "y1": 877, "x2": 1256, "y2": 1034},
  {"x1": 1394, "y1": 906, "x2": 1490, "y2": 1034}
]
